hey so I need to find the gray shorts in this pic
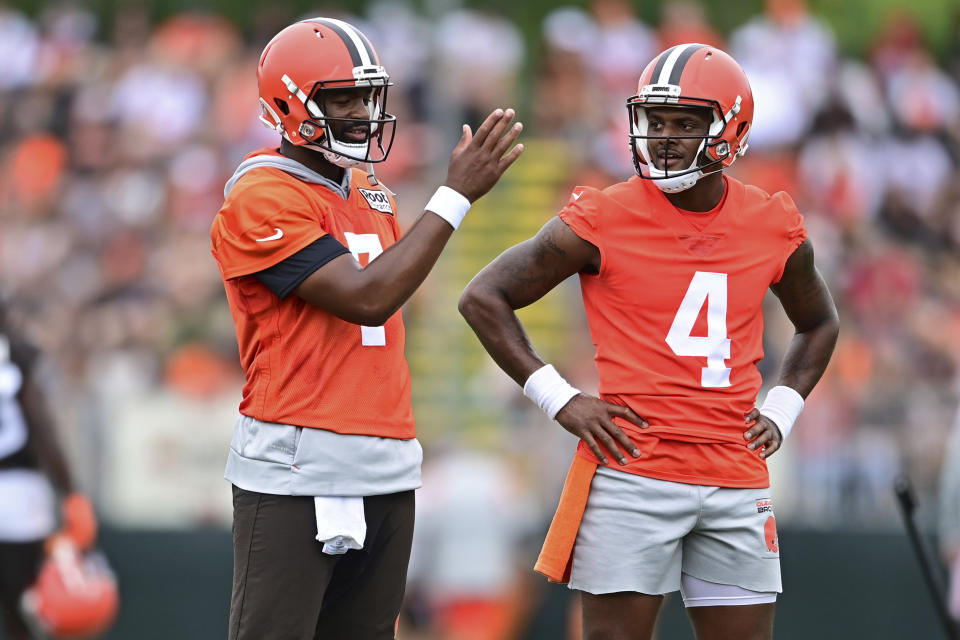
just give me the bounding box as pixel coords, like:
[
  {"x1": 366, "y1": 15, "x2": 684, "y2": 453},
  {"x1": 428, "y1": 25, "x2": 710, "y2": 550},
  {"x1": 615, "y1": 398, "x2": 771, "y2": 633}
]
[{"x1": 568, "y1": 465, "x2": 781, "y2": 596}]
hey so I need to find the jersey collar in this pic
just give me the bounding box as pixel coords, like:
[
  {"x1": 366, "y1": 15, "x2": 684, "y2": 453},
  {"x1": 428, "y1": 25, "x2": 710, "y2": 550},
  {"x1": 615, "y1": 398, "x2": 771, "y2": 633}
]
[{"x1": 224, "y1": 152, "x2": 352, "y2": 200}]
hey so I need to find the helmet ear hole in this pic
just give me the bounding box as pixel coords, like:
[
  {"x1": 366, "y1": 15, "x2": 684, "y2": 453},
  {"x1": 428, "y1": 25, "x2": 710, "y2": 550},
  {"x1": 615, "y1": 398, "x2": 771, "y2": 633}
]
[
  {"x1": 736, "y1": 121, "x2": 748, "y2": 137},
  {"x1": 274, "y1": 98, "x2": 290, "y2": 115}
]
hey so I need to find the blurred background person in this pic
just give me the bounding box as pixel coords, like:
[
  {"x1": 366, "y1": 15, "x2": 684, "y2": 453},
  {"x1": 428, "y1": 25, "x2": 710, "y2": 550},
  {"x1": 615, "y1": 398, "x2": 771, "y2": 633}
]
[
  {"x1": 406, "y1": 440, "x2": 539, "y2": 640},
  {"x1": 656, "y1": 0, "x2": 723, "y2": 50},
  {"x1": 729, "y1": 0, "x2": 837, "y2": 150},
  {"x1": 434, "y1": 7, "x2": 524, "y2": 139},
  {"x1": 0, "y1": 299, "x2": 98, "y2": 640}
]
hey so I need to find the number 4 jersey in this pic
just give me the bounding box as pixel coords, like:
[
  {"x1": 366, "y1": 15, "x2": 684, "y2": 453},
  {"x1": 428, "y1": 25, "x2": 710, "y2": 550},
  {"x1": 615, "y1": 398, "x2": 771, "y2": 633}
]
[
  {"x1": 559, "y1": 174, "x2": 806, "y2": 488},
  {"x1": 210, "y1": 148, "x2": 415, "y2": 439}
]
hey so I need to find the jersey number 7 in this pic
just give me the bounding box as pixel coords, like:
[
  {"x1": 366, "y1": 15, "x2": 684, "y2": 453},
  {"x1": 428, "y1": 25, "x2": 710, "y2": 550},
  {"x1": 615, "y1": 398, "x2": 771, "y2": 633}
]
[
  {"x1": 344, "y1": 232, "x2": 387, "y2": 347},
  {"x1": 665, "y1": 271, "x2": 731, "y2": 388}
]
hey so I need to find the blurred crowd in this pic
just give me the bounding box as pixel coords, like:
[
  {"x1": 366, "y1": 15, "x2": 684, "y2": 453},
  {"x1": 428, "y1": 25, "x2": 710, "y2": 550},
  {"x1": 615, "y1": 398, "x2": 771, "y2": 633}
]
[{"x1": 1, "y1": 0, "x2": 960, "y2": 632}]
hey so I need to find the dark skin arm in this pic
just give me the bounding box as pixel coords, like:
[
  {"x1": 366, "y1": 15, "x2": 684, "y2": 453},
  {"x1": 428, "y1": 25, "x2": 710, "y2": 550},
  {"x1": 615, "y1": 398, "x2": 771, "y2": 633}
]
[
  {"x1": 744, "y1": 239, "x2": 840, "y2": 458},
  {"x1": 459, "y1": 217, "x2": 647, "y2": 466},
  {"x1": 1, "y1": 316, "x2": 97, "y2": 549},
  {"x1": 19, "y1": 368, "x2": 73, "y2": 494},
  {"x1": 294, "y1": 109, "x2": 524, "y2": 326},
  {"x1": 22, "y1": 360, "x2": 100, "y2": 549}
]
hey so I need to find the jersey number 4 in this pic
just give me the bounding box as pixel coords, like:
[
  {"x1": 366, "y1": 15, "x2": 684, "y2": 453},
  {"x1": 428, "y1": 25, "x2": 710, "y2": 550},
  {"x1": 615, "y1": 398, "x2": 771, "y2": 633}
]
[
  {"x1": 344, "y1": 232, "x2": 386, "y2": 347},
  {"x1": 665, "y1": 271, "x2": 731, "y2": 387}
]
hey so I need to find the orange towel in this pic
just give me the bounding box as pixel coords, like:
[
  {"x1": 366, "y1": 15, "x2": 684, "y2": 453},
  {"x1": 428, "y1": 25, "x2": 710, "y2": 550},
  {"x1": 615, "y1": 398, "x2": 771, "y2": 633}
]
[{"x1": 534, "y1": 455, "x2": 598, "y2": 583}]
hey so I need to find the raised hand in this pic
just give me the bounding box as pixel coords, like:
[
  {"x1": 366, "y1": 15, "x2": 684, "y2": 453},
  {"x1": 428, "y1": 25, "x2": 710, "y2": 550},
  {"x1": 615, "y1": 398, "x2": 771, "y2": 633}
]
[
  {"x1": 444, "y1": 108, "x2": 525, "y2": 203},
  {"x1": 555, "y1": 395, "x2": 648, "y2": 466}
]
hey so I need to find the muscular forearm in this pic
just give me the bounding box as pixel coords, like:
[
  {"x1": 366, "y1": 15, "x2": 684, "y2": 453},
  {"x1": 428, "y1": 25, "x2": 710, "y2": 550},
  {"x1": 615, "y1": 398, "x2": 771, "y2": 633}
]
[
  {"x1": 295, "y1": 107, "x2": 525, "y2": 326},
  {"x1": 295, "y1": 212, "x2": 455, "y2": 326},
  {"x1": 771, "y1": 240, "x2": 840, "y2": 399},
  {"x1": 774, "y1": 315, "x2": 839, "y2": 398},
  {"x1": 459, "y1": 284, "x2": 546, "y2": 386},
  {"x1": 459, "y1": 218, "x2": 598, "y2": 386},
  {"x1": 350, "y1": 213, "x2": 455, "y2": 325}
]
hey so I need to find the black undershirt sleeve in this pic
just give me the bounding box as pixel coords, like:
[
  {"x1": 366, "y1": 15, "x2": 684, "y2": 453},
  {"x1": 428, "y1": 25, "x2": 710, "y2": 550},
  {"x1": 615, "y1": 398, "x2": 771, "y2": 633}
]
[{"x1": 254, "y1": 235, "x2": 351, "y2": 299}]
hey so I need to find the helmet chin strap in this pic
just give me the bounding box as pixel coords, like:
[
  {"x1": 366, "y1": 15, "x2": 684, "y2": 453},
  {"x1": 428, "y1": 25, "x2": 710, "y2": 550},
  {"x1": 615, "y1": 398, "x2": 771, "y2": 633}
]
[
  {"x1": 293, "y1": 139, "x2": 363, "y2": 168},
  {"x1": 296, "y1": 124, "x2": 369, "y2": 168},
  {"x1": 299, "y1": 132, "x2": 394, "y2": 196},
  {"x1": 645, "y1": 161, "x2": 703, "y2": 193},
  {"x1": 654, "y1": 175, "x2": 701, "y2": 193},
  {"x1": 322, "y1": 149, "x2": 363, "y2": 168},
  {"x1": 324, "y1": 133, "x2": 371, "y2": 168}
]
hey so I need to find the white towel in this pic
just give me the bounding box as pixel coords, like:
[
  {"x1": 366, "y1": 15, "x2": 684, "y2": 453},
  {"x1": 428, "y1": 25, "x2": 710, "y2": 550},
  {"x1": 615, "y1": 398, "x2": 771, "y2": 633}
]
[{"x1": 314, "y1": 497, "x2": 366, "y2": 555}]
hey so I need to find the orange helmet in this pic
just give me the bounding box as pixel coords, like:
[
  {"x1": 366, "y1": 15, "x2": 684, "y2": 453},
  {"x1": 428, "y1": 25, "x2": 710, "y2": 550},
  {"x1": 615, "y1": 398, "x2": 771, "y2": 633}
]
[
  {"x1": 257, "y1": 17, "x2": 396, "y2": 168},
  {"x1": 627, "y1": 43, "x2": 753, "y2": 193},
  {"x1": 20, "y1": 539, "x2": 119, "y2": 639}
]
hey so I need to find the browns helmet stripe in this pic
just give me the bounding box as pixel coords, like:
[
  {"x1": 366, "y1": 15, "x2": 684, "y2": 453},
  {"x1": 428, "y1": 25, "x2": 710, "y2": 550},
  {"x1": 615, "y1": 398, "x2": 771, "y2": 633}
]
[
  {"x1": 649, "y1": 45, "x2": 677, "y2": 84},
  {"x1": 653, "y1": 43, "x2": 706, "y2": 85},
  {"x1": 312, "y1": 18, "x2": 372, "y2": 67},
  {"x1": 667, "y1": 43, "x2": 706, "y2": 85},
  {"x1": 328, "y1": 18, "x2": 376, "y2": 65},
  {"x1": 353, "y1": 27, "x2": 379, "y2": 65}
]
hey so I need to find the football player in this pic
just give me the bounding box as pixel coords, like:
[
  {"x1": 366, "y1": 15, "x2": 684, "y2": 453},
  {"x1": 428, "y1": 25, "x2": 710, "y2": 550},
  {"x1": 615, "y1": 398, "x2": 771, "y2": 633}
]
[
  {"x1": 0, "y1": 300, "x2": 101, "y2": 640},
  {"x1": 459, "y1": 43, "x2": 839, "y2": 640},
  {"x1": 209, "y1": 17, "x2": 523, "y2": 640}
]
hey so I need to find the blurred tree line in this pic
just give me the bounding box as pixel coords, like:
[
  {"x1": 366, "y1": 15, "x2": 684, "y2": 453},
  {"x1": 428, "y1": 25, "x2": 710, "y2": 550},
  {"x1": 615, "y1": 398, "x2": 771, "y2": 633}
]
[{"x1": 6, "y1": 0, "x2": 959, "y2": 61}]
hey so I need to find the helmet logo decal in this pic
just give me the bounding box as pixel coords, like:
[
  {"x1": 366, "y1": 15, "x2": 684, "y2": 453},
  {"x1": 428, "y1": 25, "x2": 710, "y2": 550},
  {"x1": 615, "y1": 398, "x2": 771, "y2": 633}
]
[
  {"x1": 639, "y1": 83, "x2": 682, "y2": 104},
  {"x1": 354, "y1": 65, "x2": 387, "y2": 83},
  {"x1": 764, "y1": 516, "x2": 778, "y2": 553}
]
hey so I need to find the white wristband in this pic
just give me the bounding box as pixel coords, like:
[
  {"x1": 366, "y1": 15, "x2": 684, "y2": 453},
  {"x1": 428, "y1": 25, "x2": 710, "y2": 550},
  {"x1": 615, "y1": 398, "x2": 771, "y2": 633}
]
[
  {"x1": 425, "y1": 185, "x2": 471, "y2": 230},
  {"x1": 523, "y1": 364, "x2": 581, "y2": 420},
  {"x1": 759, "y1": 385, "x2": 804, "y2": 442}
]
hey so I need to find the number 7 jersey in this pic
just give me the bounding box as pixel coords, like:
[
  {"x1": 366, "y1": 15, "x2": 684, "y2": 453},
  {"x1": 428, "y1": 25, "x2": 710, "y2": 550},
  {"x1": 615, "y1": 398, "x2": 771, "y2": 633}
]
[
  {"x1": 210, "y1": 148, "x2": 414, "y2": 439},
  {"x1": 558, "y1": 174, "x2": 806, "y2": 488}
]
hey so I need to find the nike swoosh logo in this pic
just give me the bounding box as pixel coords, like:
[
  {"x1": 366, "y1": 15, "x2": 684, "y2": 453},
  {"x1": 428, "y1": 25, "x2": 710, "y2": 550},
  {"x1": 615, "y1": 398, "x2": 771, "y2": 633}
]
[
  {"x1": 572, "y1": 191, "x2": 582, "y2": 201},
  {"x1": 255, "y1": 228, "x2": 283, "y2": 242}
]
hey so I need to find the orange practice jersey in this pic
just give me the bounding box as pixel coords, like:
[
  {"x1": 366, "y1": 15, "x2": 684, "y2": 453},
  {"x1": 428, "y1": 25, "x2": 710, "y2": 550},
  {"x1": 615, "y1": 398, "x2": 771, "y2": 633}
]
[
  {"x1": 210, "y1": 148, "x2": 415, "y2": 438},
  {"x1": 559, "y1": 175, "x2": 806, "y2": 487}
]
